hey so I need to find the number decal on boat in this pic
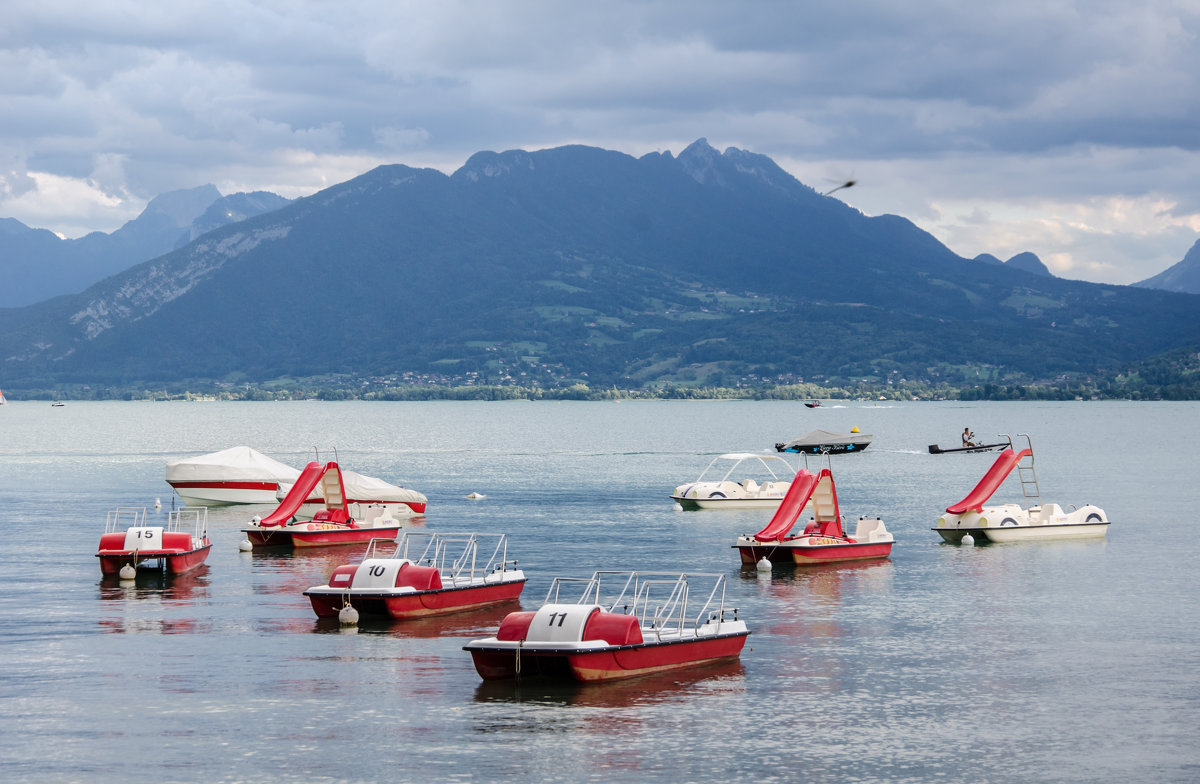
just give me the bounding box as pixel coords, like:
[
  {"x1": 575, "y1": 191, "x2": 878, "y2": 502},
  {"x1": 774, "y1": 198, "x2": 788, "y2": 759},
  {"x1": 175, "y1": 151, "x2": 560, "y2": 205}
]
[
  {"x1": 368, "y1": 565, "x2": 386, "y2": 577},
  {"x1": 547, "y1": 612, "x2": 569, "y2": 627}
]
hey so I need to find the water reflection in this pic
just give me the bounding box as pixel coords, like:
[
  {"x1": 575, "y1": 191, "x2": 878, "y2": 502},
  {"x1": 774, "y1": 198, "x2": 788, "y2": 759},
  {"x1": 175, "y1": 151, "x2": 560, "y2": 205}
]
[
  {"x1": 310, "y1": 603, "x2": 520, "y2": 638},
  {"x1": 471, "y1": 659, "x2": 747, "y2": 709},
  {"x1": 97, "y1": 566, "x2": 211, "y2": 603}
]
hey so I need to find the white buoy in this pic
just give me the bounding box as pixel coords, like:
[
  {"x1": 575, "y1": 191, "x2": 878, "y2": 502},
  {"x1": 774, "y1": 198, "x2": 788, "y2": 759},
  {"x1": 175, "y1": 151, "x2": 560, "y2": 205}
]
[
  {"x1": 154, "y1": 497, "x2": 162, "y2": 510},
  {"x1": 238, "y1": 539, "x2": 253, "y2": 552},
  {"x1": 119, "y1": 564, "x2": 137, "y2": 580},
  {"x1": 338, "y1": 604, "x2": 360, "y2": 626},
  {"x1": 466, "y1": 492, "x2": 486, "y2": 500},
  {"x1": 962, "y1": 534, "x2": 975, "y2": 546},
  {"x1": 756, "y1": 557, "x2": 772, "y2": 572}
]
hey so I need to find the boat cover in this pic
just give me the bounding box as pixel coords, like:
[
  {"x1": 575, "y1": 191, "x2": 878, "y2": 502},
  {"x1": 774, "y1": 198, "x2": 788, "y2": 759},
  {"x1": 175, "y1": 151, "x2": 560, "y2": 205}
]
[
  {"x1": 279, "y1": 469, "x2": 428, "y2": 505},
  {"x1": 776, "y1": 429, "x2": 872, "y2": 450},
  {"x1": 340, "y1": 470, "x2": 428, "y2": 505},
  {"x1": 166, "y1": 446, "x2": 301, "y2": 484}
]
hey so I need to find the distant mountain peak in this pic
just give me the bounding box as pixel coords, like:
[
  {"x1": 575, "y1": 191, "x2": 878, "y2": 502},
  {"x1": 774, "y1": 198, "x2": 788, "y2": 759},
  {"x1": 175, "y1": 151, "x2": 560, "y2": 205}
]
[
  {"x1": 457, "y1": 149, "x2": 536, "y2": 181},
  {"x1": 142, "y1": 185, "x2": 223, "y2": 227},
  {"x1": 1136, "y1": 238, "x2": 1200, "y2": 294},
  {"x1": 1005, "y1": 251, "x2": 1052, "y2": 277}
]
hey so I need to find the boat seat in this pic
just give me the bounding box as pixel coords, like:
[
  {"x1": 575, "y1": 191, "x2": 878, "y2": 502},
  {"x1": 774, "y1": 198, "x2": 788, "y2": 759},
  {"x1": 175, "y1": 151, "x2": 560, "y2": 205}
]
[
  {"x1": 313, "y1": 508, "x2": 350, "y2": 525},
  {"x1": 395, "y1": 563, "x2": 442, "y2": 591},
  {"x1": 742, "y1": 479, "x2": 759, "y2": 493}
]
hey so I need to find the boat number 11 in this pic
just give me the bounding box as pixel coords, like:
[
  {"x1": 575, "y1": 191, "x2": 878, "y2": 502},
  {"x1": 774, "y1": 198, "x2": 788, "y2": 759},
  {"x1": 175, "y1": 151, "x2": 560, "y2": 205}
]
[{"x1": 546, "y1": 612, "x2": 569, "y2": 627}]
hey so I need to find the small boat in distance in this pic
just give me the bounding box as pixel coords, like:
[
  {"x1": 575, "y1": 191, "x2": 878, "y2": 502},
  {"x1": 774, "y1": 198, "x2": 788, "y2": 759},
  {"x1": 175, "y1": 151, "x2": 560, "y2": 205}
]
[
  {"x1": 464, "y1": 571, "x2": 749, "y2": 682},
  {"x1": 241, "y1": 461, "x2": 404, "y2": 549},
  {"x1": 934, "y1": 434, "x2": 1109, "y2": 544},
  {"x1": 304, "y1": 532, "x2": 525, "y2": 620},
  {"x1": 671, "y1": 452, "x2": 795, "y2": 509},
  {"x1": 96, "y1": 506, "x2": 212, "y2": 576},
  {"x1": 776, "y1": 428, "x2": 872, "y2": 454},
  {"x1": 166, "y1": 446, "x2": 301, "y2": 506},
  {"x1": 804, "y1": 401, "x2": 823, "y2": 408},
  {"x1": 734, "y1": 459, "x2": 893, "y2": 566},
  {"x1": 928, "y1": 441, "x2": 1009, "y2": 454}
]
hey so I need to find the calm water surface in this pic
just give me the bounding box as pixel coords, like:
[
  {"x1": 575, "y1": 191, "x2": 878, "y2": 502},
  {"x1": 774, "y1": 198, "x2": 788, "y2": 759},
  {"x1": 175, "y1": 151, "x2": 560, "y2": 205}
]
[{"x1": 1, "y1": 400, "x2": 1197, "y2": 783}]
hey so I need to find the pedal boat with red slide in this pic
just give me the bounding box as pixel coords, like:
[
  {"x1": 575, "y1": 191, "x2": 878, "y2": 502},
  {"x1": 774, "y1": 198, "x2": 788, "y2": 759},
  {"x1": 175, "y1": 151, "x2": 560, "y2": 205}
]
[
  {"x1": 96, "y1": 506, "x2": 212, "y2": 576},
  {"x1": 934, "y1": 433, "x2": 1109, "y2": 544},
  {"x1": 304, "y1": 532, "x2": 525, "y2": 620},
  {"x1": 241, "y1": 461, "x2": 403, "y2": 549},
  {"x1": 734, "y1": 458, "x2": 893, "y2": 566},
  {"x1": 464, "y1": 571, "x2": 749, "y2": 682}
]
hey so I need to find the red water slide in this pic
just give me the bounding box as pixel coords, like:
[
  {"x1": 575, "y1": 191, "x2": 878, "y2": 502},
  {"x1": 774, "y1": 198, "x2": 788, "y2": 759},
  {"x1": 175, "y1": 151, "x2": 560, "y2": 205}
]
[
  {"x1": 258, "y1": 461, "x2": 327, "y2": 527},
  {"x1": 753, "y1": 469, "x2": 820, "y2": 541},
  {"x1": 945, "y1": 448, "x2": 1032, "y2": 515}
]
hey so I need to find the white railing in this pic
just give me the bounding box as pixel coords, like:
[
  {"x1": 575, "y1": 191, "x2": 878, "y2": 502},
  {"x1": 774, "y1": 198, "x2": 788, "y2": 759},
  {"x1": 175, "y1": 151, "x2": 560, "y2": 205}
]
[
  {"x1": 543, "y1": 571, "x2": 736, "y2": 640},
  {"x1": 362, "y1": 532, "x2": 516, "y2": 586}
]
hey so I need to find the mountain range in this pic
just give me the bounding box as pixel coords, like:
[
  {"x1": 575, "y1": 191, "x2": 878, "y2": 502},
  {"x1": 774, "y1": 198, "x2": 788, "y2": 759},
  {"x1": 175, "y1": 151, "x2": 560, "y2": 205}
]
[
  {"x1": 0, "y1": 187, "x2": 289, "y2": 308},
  {"x1": 2, "y1": 139, "x2": 1199, "y2": 393}
]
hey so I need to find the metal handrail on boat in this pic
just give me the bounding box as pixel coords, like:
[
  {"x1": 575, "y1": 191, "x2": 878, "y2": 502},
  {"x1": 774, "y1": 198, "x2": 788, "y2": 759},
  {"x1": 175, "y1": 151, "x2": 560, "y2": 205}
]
[
  {"x1": 542, "y1": 571, "x2": 734, "y2": 639},
  {"x1": 363, "y1": 532, "x2": 516, "y2": 587},
  {"x1": 104, "y1": 507, "x2": 147, "y2": 533},
  {"x1": 167, "y1": 507, "x2": 209, "y2": 540}
]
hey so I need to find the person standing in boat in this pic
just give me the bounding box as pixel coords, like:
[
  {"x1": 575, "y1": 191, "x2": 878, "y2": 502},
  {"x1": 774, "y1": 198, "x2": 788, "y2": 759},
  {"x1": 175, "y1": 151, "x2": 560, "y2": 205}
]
[{"x1": 962, "y1": 427, "x2": 976, "y2": 447}]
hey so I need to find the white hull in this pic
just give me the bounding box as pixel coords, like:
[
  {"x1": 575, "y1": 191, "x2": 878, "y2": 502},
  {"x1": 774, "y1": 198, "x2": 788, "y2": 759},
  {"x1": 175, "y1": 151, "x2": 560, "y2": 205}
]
[
  {"x1": 170, "y1": 483, "x2": 281, "y2": 506},
  {"x1": 672, "y1": 495, "x2": 785, "y2": 510},
  {"x1": 957, "y1": 522, "x2": 1109, "y2": 543}
]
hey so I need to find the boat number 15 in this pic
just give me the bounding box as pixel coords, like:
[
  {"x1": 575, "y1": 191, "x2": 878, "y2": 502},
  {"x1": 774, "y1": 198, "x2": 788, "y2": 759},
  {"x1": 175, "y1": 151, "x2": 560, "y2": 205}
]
[{"x1": 546, "y1": 612, "x2": 569, "y2": 627}]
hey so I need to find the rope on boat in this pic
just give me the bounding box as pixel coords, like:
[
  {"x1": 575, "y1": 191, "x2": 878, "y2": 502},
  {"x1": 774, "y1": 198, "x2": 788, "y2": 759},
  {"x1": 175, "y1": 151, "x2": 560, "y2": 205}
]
[{"x1": 515, "y1": 639, "x2": 522, "y2": 679}]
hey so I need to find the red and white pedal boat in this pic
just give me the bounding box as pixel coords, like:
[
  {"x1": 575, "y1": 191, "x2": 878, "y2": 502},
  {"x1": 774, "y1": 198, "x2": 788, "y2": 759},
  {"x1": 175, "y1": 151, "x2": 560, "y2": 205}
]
[
  {"x1": 464, "y1": 571, "x2": 749, "y2": 682},
  {"x1": 96, "y1": 506, "x2": 212, "y2": 576},
  {"x1": 734, "y1": 461, "x2": 893, "y2": 566},
  {"x1": 304, "y1": 532, "x2": 525, "y2": 619},
  {"x1": 241, "y1": 461, "x2": 403, "y2": 549}
]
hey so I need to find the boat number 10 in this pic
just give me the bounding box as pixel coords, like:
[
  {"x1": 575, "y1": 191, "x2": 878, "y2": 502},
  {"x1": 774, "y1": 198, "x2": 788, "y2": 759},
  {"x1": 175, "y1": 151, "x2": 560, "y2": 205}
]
[
  {"x1": 546, "y1": 612, "x2": 570, "y2": 627},
  {"x1": 368, "y1": 565, "x2": 387, "y2": 577}
]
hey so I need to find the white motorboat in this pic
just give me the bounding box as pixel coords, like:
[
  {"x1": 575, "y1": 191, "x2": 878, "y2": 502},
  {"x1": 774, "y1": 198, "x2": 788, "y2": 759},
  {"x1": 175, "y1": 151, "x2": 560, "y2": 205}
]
[
  {"x1": 671, "y1": 453, "x2": 796, "y2": 510},
  {"x1": 934, "y1": 434, "x2": 1110, "y2": 544},
  {"x1": 165, "y1": 446, "x2": 301, "y2": 506},
  {"x1": 279, "y1": 468, "x2": 427, "y2": 520}
]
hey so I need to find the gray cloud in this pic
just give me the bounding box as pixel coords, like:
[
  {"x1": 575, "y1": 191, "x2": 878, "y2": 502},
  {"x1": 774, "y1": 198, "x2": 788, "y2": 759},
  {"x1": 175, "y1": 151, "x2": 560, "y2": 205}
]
[{"x1": 2, "y1": 0, "x2": 1198, "y2": 283}]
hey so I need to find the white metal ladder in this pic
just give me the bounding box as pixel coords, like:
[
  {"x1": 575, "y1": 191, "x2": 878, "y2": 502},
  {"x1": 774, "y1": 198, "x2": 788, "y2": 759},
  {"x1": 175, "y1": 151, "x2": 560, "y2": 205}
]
[{"x1": 1008, "y1": 433, "x2": 1042, "y2": 507}]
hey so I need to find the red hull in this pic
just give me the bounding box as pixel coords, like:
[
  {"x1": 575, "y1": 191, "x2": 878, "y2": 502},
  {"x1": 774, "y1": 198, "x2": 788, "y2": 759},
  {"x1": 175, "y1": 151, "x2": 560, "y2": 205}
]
[
  {"x1": 97, "y1": 543, "x2": 212, "y2": 575},
  {"x1": 307, "y1": 580, "x2": 525, "y2": 619},
  {"x1": 243, "y1": 525, "x2": 402, "y2": 549},
  {"x1": 469, "y1": 633, "x2": 749, "y2": 682},
  {"x1": 737, "y1": 540, "x2": 892, "y2": 565}
]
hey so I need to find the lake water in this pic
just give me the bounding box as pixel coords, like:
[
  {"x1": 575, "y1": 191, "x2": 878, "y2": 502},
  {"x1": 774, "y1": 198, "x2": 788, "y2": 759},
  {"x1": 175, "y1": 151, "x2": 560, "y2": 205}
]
[{"x1": 1, "y1": 400, "x2": 1197, "y2": 783}]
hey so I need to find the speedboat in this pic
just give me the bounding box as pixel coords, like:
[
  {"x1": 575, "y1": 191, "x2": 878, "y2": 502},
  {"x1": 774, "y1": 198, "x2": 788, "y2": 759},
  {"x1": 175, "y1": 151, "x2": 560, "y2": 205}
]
[
  {"x1": 278, "y1": 468, "x2": 427, "y2": 520},
  {"x1": 934, "y1": 434, "x2": 1109, "y2": 544},
  {"x1": 734, "y1": 459, "x2": 893, "y2": 566},
  {"x1": 240, "y1": 461, "x2": 404, "y2": 549},
  {"x1": 165, "y1": 446, "x2": 301, "y2": 506},
  {"x1": 464, "y1": 571, "x2": 749, "y2": 682},
  {"x1": 304, "y1": 532, "x2": 524, "y2": 620},
  {"x1": 775, "y1": 428, "x2": 872, "y2": 455},
  {"x1": 671, "y1": 452, "x2": 795, "y2": 509},
  {"x1": 96, "y1": 506, "x2": 212, "y2": 576}
]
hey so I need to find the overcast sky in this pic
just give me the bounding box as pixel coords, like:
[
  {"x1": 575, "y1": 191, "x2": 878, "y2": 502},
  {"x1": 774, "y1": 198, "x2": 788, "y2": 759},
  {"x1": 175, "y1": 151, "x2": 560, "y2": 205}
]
[{"x1": 3, "y1": 1, "x2": 1199, "y2": 284}]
